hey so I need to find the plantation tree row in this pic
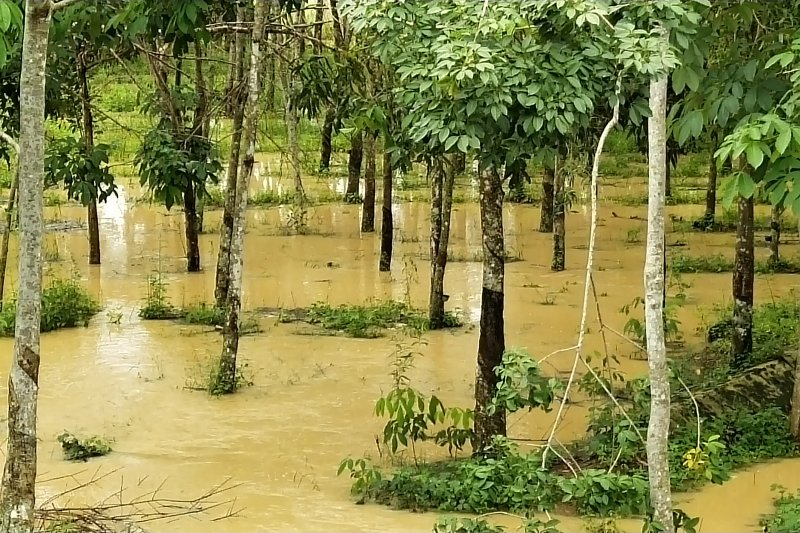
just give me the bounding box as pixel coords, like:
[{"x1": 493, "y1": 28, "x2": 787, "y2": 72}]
[{"x1": 0, "y1": 0, "x2": 799, "y2": 532}]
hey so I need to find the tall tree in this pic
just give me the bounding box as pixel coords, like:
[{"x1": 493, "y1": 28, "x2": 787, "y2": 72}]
[
  {"x1": 551, "y1": 163, "x2": 565, "y2": 271},
  {"x1": 218, "y1": 0, "x2": 267, "y2": 393},
  {"x1": 644, "y1": 33, "x2": 675, "y2": 533},
  {"x1": 361, "y1": 132, "x2": 376, "y2": 232},
  {"x1": 379, "y1": 146, "x2": 393, "y2": 271},
  {"x1": 428, "y1": 156, "x2": 455, "y2": 329},
  {"x1": 732, "y1": 185, "x2": 754, "y2": 368},
  {"x1": 539, "y1": 166, "x2": 555, "y2": 232},
  {"x1": 1, "y1": 0, "x2": 47, "y2": 530}
]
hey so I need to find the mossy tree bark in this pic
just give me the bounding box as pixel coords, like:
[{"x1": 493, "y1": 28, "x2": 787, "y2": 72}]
[
  {"x1": 645, "y1": 64, "x2": 675, "y2": 533},
  {"x1": 551, "y1": 166, "x2": 565, "y2": 271},
  {"x1": 428, "y1": 157, "x2": 455, "y2": 329},
  {"x1": 732, "y1": 192, "x2": 755, "y2": 369},
  {"x1": 379, "y1": 148, "x2": 393, "y2": 272},
  {"x1": 361, "y1": 133, "x2": 377, "y2": 232},
  {"x1": 346, "y1": 131, "x2": 363, "y2": 202},
  {"x1": 2, "y1": 2, "x2": 51, "y2": 530},
  {"x1": 473, "y1": 164, "x2": 506, "y2": 453},
  {"x1": 539, "y1": 166, "x2": 555, "y2": 232},
  {"x1": 215, "y1": 6, "x2": 248, "y2": 308},
  {"x1": 218, "y1": 0, "x2": 266, "y2": 394}
]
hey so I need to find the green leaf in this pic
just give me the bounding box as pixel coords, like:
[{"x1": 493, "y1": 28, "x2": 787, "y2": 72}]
[
  {"x1": 776, "y1": 127, "x2": 792, "y2": 155},
  {"x1": 746, "y1": 144, "x2": 764, "y2": 169}
]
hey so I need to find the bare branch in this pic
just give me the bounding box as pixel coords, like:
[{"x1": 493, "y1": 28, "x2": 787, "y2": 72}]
[{"x1": 51, "y1": 0, "x2": 83, "y2": 11}]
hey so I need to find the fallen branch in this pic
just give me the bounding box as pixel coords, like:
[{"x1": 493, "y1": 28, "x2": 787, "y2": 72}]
[{"x1": 541, "y1": 86, "x2": 621, "y2": 468}]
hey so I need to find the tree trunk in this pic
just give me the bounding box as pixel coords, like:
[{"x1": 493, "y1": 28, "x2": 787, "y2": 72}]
[
  {"x1": 791, "y1": 339, "x2": 800, "y2": 441},
  {"x1": 428, "y1": 158, "x2": 455, "y2": 329},
  {"x1": 453, "y1": 152, "x2": 466, "y2": 174},
  {"x1": 193, "y1": 40, "x2": 209, "y2": 235},
  {"x1": 0, "y1": 166, "x2": 17, "y2": 309},
  {"x1": 319, "y1": 108, "x2": 334, "y2": 172},
  {"x1": 769, "y1": 204, "x2": 781, "y2": 266},
  {"x1": 313, "y1": 0, "x2": 323, "y2": 54},
  {"x1": 645, "y1": 68, "x2": 675, "y2": 533},
  {"x1": 665, "y1": 152, "x2": 672, "y2": 198},
  {"x1": 214, "y1": 6, "x2": 247, "y2": 308},
  {"x1": 705, "y1": 144, "x2": 717, "y2": 220},
  {"x1": 283, "y1": 48, "x2": 305, "y2": 208},
  {"x1": 219, "y1": 0, "x2": 266, "y2": 394},
  {"x1": 346, "y1": 131, "x2": 363, "y2": 202},
  {"x1": 379, "y1": 148, "x2": 393, "y2": 272},
  {"x1": 473, "y1": 163, "x2": 506, "y2": 453},
  {"x1": 551, "y1": 166, "x2": 565, "y2": 271},
  {"x1": 330, "y1": 0, "x2": 345, "y2": 49},
  {"x1": 184, "y1": 181, "x2": 201, "y2": 272},
  {"x1": 1, "y1": 3, "x2": 50, "y2": 531},
  {"x1": 77, "y1": 48, "x2": 100, "y2": 265},
  {"x1": 223, "y1": 37, "x2": 236, "y2": 116},
  {"x1": 361, "y1": 133, "x2": 377, "y2": 232},
  {"x1": 732, "y1": 192, "x2": 755, "y2": 369},
  {"x1": 539, "y1": 166, "x2": 555, "y2": 233}
]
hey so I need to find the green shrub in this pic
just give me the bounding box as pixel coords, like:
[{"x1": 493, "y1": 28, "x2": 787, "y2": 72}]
[
  {"x1": 0, "y1": 279, "x2": 100, "y2": 335},
  {"x1": 57, "y1": 432, "x2": 112, "y2": 461},
  {"x1": 762, "y1": 487, "x2": 800, "y2": 533}
]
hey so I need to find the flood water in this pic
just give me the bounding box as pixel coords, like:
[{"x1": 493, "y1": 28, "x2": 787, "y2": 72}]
[{"x1": 0, "y1": 166, "x2": 798, "y2": 532}]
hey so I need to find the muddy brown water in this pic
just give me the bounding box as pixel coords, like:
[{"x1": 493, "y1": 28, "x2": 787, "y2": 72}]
[{"x1": 0, "y1": 169, "x2": 798, "y2": 532}]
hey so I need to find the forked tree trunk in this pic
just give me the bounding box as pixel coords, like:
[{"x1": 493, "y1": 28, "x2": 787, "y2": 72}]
[
  {"x1": 77, "y1": 49, "x2": 100, "y2": 265},
  {"x1": 705, "y1": 143, "x2": 717, "y2": 220},
  {"x1": 732, "y1": 191, "x2": 755, "y2": 369},
  {"x1": 346, "y1": 131, "x2": 363, "y2": 201},
  {"x1": 473, "y1": 163, "x2": 506, "y2": 453},
  {"x1": 2, "y1": 2, "x2": 50, "y2": 530},
  {"x1": 215, "y1": 6, "x2": 247, "y2": 308},
  {"x1": 379, "y1": 148, "x2": 393, "y2": 272},
  {"x1": 539, "y1": 166, "x2": 555, "y2": 232},
  {"x1": 319, "y1": 108, "x2": 334, "y2": 171},
  {"x1": 218, "y1": 0, "x2": 266, "y2": 394},
  {"x1": 361, "y1": 133, "x2": 377, "y2": 232},
  {"x1": 769, "y1": 204, "x2": 781, "y2": 266},
  {"x1": 645, "y1": 68, "x2": 674, "y2": 533},
  {"x1": 0, "y1": 165, "x2": 18, "y2": 309},
  {"x1": 551, "y1": 166, "x2": 565, "y2": 271},
  {"x1": 428, "y1": 158, "x2": 455, "y2": 329}
]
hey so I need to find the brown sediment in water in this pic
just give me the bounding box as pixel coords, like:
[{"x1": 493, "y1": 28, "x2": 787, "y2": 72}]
[{"x1": 0, "y1": 168, "x2": 796, "y2": 532}]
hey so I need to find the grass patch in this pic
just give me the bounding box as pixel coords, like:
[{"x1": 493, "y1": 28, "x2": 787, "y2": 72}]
[
  {"x1": 57, "y1": 432, "x2": 112, "y2": 462},
  {"x1": 670, "y1": 254, "x2": 800, "y2": 274},
  {"x1": 0, "y1": 278, "x2": 100, "y2": 335},
  {"x1": 762, "y1": 487, "x2": 800, "y2": 533},
  {"x1": 447, "y1": 248, "x2": 523, "y2": 263},
  {"x1": 675, "y1": 211, "x2": 798, "y2": 233},
  {"x1": 185, "y1": 354, "x2": 254, "y2": 396},
  {"x1": 284, "y1": 300, "x2": 462, "y2": 338}
]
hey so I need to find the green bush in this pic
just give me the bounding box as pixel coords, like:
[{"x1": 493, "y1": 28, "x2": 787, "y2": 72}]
[
  {"x1": 762, "y1": 487, "x2": 800, "y2": 533},
  {"x1": 0, "y1": 279, "x2": 100, "y2": 335},
  {"x1": 57, "y1": 432, "x2": 112, "y2": 461}
]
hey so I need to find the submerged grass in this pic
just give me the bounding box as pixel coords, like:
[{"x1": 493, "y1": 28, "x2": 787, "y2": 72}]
[
  {"x1": 670, "y1": 254, "x2": 800, "y2": 274},
  {"x1": 762, "y1": 487, "x2": 800, "y2": 533},
  {"x1": 185, "y1": 354, "x2": 254, "y2": 396},
  {"x1": 286, "y1": 300, "x2": 462, "y2": 338},
  {"x1": 0, "y1": 278, "x2": 100, "y2": 335}
]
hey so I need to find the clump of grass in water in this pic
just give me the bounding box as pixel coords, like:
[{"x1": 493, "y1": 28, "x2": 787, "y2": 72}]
[
  {"x1": 302, "y1": 300, "x2": 462, "y2": 338},
  {"x1": 0, "y1": 278, "x2": 100, "y2": 335},
  {"x1": 762, "y1": 486, "x2": 800, "y2": 533},
  {"x1": 57, "y1": 432, "x2": 112, "y2": 462},
  {"x1": 139, "y1": 273, "x2": 182, "y2": 320},
  {"x1": 670, "y1": 253, "x2": 800, "y2": 274},
  {"x1": 185, "y1": 354, "x2": 254, "y2": 396}
]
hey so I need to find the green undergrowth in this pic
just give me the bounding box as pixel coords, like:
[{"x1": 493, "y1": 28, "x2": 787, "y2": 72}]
[
  {"x1": 204, "y1": 186, "x2": 343, "y2": 208},
  {"x1": 139, "y1": 276, "x2": 260, "y2": 333},
  {"x1": 669, "y1": 253, "x2": 800, "y2": 274},
  {"x1": 762, "y1": 487, "x2": 800, "y2": 533},
  {"x1": 57, "y1": 432, "x2": 112, "y2": 462},
  {"x1": 185, "y1": 354, "x2": 254, "y2": 396},
  {"x1": 0, "y1": 278, "x2": 100, "y2": 336},
  {"x1": 282, "y1": 300, "x2": 463, "y2": 338},
  {"x1": 674, "y1": 211, "x2": 797, "y2": 233}
]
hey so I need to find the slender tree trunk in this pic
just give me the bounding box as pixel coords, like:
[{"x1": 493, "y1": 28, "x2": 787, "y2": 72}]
[
  {"x1": 539, "y1": 166, "x2": 555, "y2": 233},
  {"x1": 346, "y1": 131, "x2": 363, "y2": 201},
  {"x1": 428, "y1": 158, "x2": 455, "y2": 329},
  {"x1": 313, "y1": 0, "x2": 323, "y2": 54},
  {"x1": 645, "y1": 69, "x2": 675, "y2": 533},
  {"x1": 219, "y1": 0, "x2": 266, "y2": 394},
  {"x1": 361, "y1": 133, "x2": 377, "y2": 232},
  {"x1": 282, "y1": 40, "x2": 305, "y2": 208},
  {"x1": 453, "y1": 152, "x2": 466, "y2": 174},
  {"x1": 1, "y1": 3, "x2": 50, "y2": 530},
  {"x1": 379, "y1": 148, "x2": 393, "y2": 272},
  {"x1": 184, "y1": 181, "x2": 201, "y2": 272},
  {"x1": 319, "y1": 109, "x2": 335, "y2": 171},
  {"x1": 705, "y1": 144, "x2": 717, "y2": 220},
  {"x1": 329, "y1": 0, "x2": 345, "y2": 49},
  {"x1": 791, "y1": 338, "x2": 800, "y2": 441},
  {"x1": 665, "y1": 152, "x2": 672, "y2": 198},
  {"x1": 77, "y1": 49, "x2": 100, "y2": 265},
  {"x1": 551, "y1": 166, "x2": 565, "y2": 271},
  {"x1": 223, "y1": 37, "x2": 236, "y2": 116},
  {"x1": 732, "y1": 191, "x2": 755, "y2": 369},
  {"x1": 215, "y1": 6, "x2": 247, "y2": 308},
  {"x1": 769, "y1": 204, "x2": 781, "y2": 266},
  {"x1": 473, "y1": 163, "x2": 506, "y2": 453},
  {"x1": 193, "y1": 41, "x2": 209, "y2": 235}
]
